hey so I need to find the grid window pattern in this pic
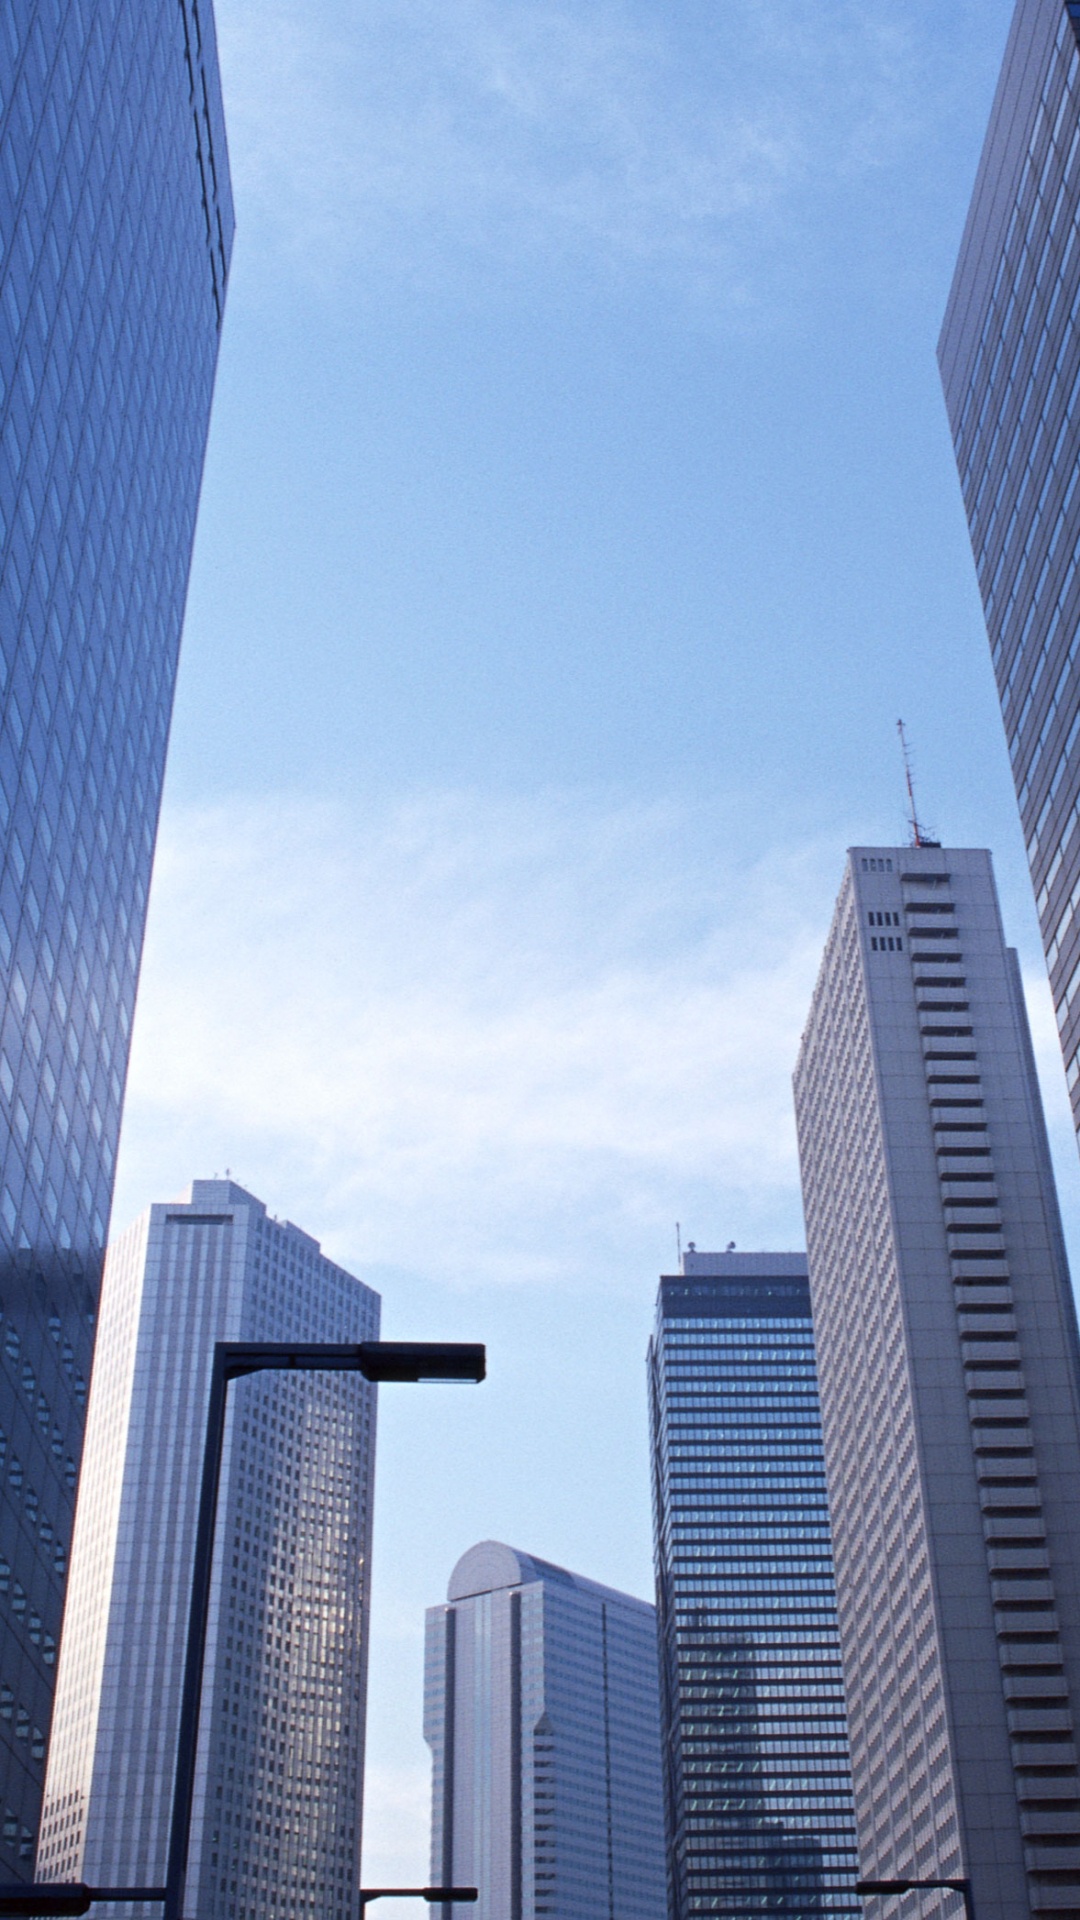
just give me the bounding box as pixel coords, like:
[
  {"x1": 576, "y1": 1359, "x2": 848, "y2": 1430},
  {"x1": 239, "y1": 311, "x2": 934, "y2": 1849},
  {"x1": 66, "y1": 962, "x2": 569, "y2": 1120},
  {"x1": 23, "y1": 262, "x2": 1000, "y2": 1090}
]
[
  {"x1": 940, "y1": 0, "x2": 1080, "y2": 1136},
  {"x1": 795, "y1": 845, "x2": 1080, "y2": 1920},
  {"x1": 425, "y1": 1542, "x2": 667, "y2": 1920},
  {"x1": 36, "y1": 1181, "x2": 377, "y2": 1920},
  {"x1": 0, "y1": 0, "x2": 231, "y2": 1860},
  {"x1": 649, "y1": 1256, "x2": 859, "y2": 1920}
]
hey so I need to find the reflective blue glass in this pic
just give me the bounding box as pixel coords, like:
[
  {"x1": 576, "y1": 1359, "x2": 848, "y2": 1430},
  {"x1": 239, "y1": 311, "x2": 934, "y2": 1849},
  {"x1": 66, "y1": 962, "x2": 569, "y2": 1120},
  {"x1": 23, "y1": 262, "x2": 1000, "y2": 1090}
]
[
  {"x1": 649, "y1": 1260, "x2": 859, "y2": 1920},
  {"x1": 940, "y1": 0, "x2": 1080, "y2": 1130},
  {"x1": 0, "y1": 0, "x2": 232, "y2": 1864}
]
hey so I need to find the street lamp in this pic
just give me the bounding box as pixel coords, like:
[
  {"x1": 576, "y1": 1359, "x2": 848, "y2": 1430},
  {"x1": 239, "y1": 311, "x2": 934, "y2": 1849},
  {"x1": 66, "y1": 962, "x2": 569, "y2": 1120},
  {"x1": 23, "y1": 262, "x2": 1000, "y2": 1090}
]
[
  {"x1": 858, "y1": 1877, "x2": 975, "y2": 1920},
  {"x1": 0, "y1": 1339, "x2": 485, "y2": 1920},
  {"x1": 163, "y1": 1340, "x2": 486, "y2": 1920}
]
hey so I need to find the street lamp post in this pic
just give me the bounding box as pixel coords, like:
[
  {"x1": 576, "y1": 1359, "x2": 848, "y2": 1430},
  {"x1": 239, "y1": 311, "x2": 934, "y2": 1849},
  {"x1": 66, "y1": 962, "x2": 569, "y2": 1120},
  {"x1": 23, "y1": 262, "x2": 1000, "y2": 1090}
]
[
  {"x1": 858, "y1": 1877, "x2": 975, "y2": 1920},
  {"x1": 160, "y1": 1339, "x2": 485, "y2": 1920}
]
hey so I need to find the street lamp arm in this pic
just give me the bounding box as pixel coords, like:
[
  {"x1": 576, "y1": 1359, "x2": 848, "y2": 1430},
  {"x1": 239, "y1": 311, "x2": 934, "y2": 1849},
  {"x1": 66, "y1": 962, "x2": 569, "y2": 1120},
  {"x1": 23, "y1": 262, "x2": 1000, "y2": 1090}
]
[
  {"x1": 358, "y1": 1891, "x2": 479, "y2": 1907},
  {"x1": 0, "y1": 1889, "x2": 166, "y2": 1916},
  {"x1": 219, "y1": 1343, "x2": 486, "y2": 1385}
]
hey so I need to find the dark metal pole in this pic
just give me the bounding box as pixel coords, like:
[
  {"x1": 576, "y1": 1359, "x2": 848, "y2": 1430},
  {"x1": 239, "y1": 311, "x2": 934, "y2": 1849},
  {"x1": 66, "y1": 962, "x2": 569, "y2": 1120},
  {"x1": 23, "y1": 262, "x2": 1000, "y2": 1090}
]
[{"x1": 163, "y1": 1346, "x2": 230, "y2": 1920}]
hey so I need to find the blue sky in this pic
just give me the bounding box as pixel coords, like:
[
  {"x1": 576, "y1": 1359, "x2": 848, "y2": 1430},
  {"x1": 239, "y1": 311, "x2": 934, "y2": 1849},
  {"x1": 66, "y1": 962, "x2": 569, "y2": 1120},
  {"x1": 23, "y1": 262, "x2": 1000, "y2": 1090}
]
[{"x1": 109, "y1": 0, "x2": 1080, "y2": 1888}]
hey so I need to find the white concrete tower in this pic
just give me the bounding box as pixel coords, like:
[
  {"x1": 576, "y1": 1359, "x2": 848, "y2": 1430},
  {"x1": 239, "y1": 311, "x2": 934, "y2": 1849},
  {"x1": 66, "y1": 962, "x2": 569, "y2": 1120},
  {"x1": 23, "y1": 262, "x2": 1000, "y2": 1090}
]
[
  {"x1": 36, "y1": 1179, "x2": 379, "y2": 1920},
  {"x1": 425, "y1": 1542, "x2": 667, "y2": 1920},
  {"x1": 794, "y1": 847, "x2": 1080, "y2": 1920}
]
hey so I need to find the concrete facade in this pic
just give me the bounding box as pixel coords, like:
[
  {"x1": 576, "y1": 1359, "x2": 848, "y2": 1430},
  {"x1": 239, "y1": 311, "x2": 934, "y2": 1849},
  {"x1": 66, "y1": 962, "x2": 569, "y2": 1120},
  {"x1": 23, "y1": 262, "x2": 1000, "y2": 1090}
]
[
  {"x1": 940, "y1": 0, "x2": 1080, "y2": 1137},
  {"x1": 36, "y1": 1180, "x2": 378, "y2": 1920},
  {"x1": 794, "y1": 847, "x2": 1080, "y2": 1920}
]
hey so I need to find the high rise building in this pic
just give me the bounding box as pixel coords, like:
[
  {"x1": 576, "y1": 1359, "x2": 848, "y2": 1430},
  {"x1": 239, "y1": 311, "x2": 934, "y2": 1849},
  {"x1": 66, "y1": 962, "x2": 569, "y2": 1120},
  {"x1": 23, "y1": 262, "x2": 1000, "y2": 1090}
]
[
  {"x1": 0, "y1": 0, "x2": 232, "y2": 1861},
  {"x1": 36, "y1": 1180, "x2": 378, "y2": 1920},
  {"x1": 424, "y1": 1540, "x2": 667, "y2": 1920},
  {"x1": 793, "y1": 845, "x2": 1080, "y2": 1920},
  {"x1": 648, "y1": 1249, "x2": 859, "y2": 1920},
  {"x1": 940, "y1": 0, "x2": 1080, "y2": 1134}
]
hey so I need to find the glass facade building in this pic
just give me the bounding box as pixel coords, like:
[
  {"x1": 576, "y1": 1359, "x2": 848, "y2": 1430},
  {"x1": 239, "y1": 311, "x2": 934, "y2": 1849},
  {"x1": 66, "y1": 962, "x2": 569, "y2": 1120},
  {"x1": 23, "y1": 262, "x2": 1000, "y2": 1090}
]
[
  {"x1": 0, "y1": 0, "x2": 232, "y2": 1865},
  {"x1": 36, "y1": 1181, "x2": 379, "y2": 1920},
  {"x1": 648, "y1": 1250, "x2": 858, "y2": 1920},
  {"x1": 424, "y1": 1540, "x2": 667, "y2": 1920},
  {"x1": 940, "y1": 0, "x2": 1080, "y2": 1133},
  {"x1": 794, "y1": 846, "x2": 1080, "y2": 1920}
]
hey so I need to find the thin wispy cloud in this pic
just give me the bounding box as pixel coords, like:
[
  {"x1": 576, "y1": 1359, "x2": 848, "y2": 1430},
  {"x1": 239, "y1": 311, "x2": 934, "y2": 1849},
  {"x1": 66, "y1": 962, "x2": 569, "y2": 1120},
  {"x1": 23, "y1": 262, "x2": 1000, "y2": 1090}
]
[
  {"x1": 212, "y1": 0, "x2": 971, "y2": 297},
  {"x1": 115, "y1": 790, "x2": 1080, "y2": 1286},
  {"x1": 113, "y1": 791, "x2": 836, "y2": 1281}
]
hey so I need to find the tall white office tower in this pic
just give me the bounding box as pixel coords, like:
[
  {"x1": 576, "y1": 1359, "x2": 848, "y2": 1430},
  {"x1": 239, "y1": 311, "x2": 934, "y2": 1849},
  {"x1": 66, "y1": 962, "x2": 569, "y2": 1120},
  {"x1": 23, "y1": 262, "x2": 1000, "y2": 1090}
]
[
  {"x1": 794, "y1": 847, "x2": 1080, "y2": 1920},
  {"x1": 35, "y1": 1180, "x2": 379, "y2": 1920},
  {"x1": 424, "y1": 1541, "x2": 667, "y2": 1920}
]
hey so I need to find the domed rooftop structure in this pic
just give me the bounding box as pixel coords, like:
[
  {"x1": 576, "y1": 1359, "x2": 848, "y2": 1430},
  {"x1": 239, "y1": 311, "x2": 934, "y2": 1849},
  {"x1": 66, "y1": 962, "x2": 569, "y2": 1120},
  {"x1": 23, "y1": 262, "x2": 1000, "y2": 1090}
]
[{"x1": 445, "y1": 1540, "x2": 649, "y2": 1608}]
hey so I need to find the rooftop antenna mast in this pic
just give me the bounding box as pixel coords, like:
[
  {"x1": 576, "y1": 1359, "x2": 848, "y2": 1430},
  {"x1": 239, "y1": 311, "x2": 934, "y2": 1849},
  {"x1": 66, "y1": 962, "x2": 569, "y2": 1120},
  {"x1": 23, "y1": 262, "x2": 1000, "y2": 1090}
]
[{"x1": 897, "y1": 719, "x2": 930, "y2": 848}]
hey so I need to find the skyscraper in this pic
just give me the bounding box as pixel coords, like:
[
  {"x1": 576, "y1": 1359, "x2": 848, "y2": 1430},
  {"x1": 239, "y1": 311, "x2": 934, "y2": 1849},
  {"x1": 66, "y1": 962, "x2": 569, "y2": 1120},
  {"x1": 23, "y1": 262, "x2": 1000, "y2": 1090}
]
[
  {"x1": 793, "y1": 845, "x2": 1080, "y2": 1920},
  {"x1": 648, "y1": 1249, "x2": 859, "y2": 1920},
  {"x1": 424, "y1": 1541, "x2": 667, "y2": 1920},
  {"x1": 940, "y1": 0, "x2": 1080, "y2": 1134},
  {"x1": 0, "y1": 0, "x2": 232, "y2": 1861},
  {"x1": 36, "y1": 1180, "x2": 378, "y2": 1920}
]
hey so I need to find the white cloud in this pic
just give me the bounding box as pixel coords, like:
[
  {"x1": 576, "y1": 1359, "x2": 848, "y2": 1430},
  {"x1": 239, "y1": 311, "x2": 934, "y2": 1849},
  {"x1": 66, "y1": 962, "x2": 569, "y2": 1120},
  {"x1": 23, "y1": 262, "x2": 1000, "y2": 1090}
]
[
  {"x1": 211, "y1": 0, "x2": 955, "y2": 294},
  {"x1": 113, "y1": 790, "x2": 833, "y2": 1280}
]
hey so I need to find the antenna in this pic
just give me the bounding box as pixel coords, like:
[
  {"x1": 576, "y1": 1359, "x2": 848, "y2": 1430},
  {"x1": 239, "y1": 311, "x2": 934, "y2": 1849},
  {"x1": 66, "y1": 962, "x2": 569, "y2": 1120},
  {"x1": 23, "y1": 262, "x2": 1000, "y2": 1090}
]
[
  {"x1": 897, "y1": 719, "x2": 932, "y2": 848},
  {"x1": 676, "y1": 1222, "x2": 682, "y2": 1265}
]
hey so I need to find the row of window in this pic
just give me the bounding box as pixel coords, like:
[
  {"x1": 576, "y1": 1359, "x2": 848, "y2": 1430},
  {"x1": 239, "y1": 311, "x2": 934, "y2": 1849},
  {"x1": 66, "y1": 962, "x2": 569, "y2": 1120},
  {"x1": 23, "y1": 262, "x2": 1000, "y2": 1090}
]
[
  {"x1": 963, "y1": 44, "x2": 1080, "y2": 527},
  {"x1": 976, "y1": 367, "x2": 1080, "y2": 664},
  {"x1": 0, "y1": 1681, "x2": 43, "y2": 1759},
  {"x1": 1012, "y1": 609, "x2": 1080, "y2": 784}
]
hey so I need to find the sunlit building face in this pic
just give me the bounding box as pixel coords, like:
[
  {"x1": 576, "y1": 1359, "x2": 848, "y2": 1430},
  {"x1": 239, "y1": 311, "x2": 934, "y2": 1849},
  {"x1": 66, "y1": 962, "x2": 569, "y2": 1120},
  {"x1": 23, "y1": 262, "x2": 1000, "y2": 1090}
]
[{"x1": 0, "y1": 0, "x2": 232, "y2": 1864}]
